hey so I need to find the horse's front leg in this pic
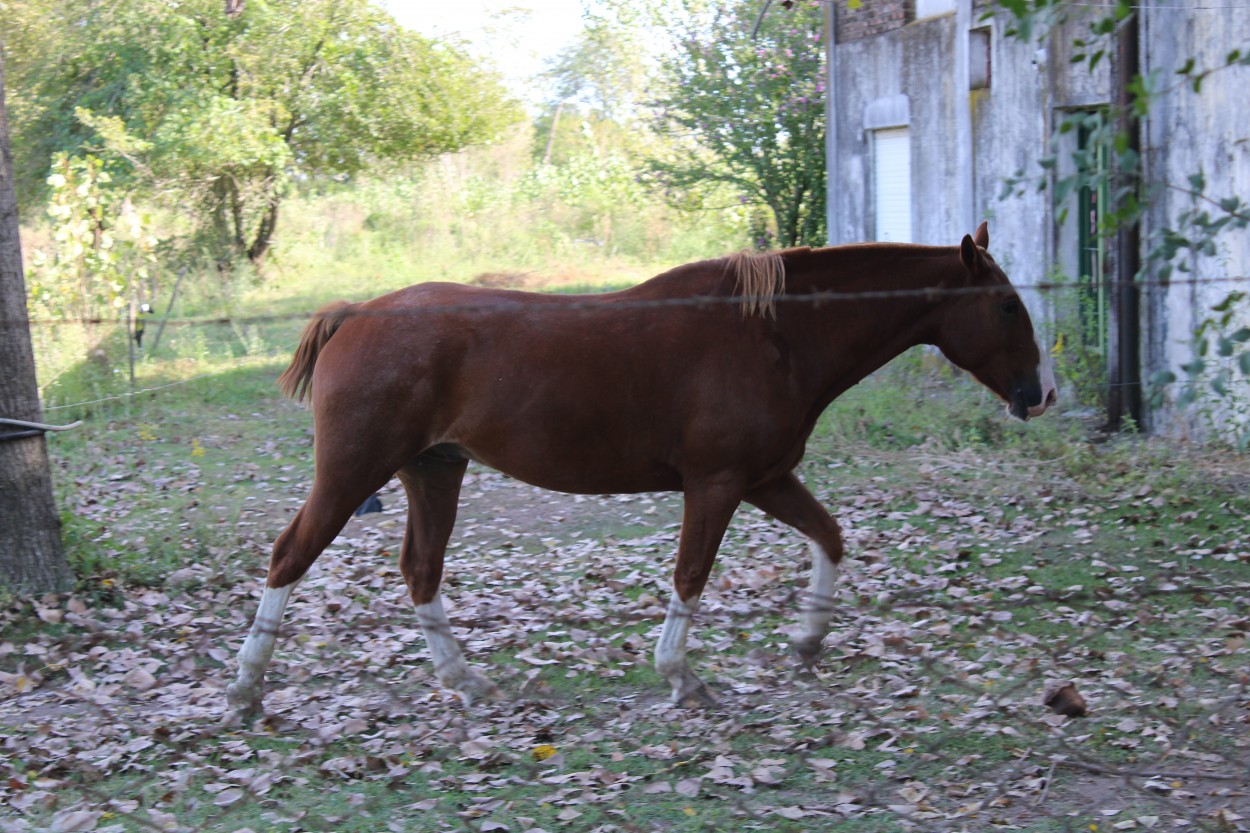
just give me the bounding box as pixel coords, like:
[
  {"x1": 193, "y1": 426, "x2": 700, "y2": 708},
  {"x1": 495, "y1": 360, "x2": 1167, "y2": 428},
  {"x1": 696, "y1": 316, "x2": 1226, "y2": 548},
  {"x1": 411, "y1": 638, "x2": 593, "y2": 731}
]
[
  {"x1": 657, "y1": 480, "x2": 743, "y2": 707},
  {"x1": 745, "y1": 472, "x2": 845, "y2": 666}
]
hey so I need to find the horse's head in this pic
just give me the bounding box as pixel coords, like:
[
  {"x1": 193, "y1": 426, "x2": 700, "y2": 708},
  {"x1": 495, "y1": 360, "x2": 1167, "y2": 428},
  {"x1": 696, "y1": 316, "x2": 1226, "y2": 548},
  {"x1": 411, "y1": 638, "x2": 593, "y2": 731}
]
[{"x1": 932, "y1": 222, "x2": 1058, "y2": 421}]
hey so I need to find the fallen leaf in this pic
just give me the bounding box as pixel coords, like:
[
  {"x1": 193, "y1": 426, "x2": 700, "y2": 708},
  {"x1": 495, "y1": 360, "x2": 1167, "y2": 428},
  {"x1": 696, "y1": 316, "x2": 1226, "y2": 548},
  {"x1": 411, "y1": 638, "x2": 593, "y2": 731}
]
[{"x1": 1043, "y1": 682, "x2": 1088, "y2": 717}]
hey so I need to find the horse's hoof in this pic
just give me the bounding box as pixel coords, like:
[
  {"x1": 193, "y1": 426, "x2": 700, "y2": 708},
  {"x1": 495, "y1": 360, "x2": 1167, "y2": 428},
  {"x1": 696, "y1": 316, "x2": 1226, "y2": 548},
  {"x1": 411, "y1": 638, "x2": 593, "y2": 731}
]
[
  {"x1": 791, "y1": 637, "x2": 824, "y2": 669},
  {"x1": 456, "y1": 670, "x2": 504, "y2": 706},
  {"x1": 673, "y1": 681, "x2": 719, "y2": 709},
  {"x1": 225, "y1": 681, "x2": 262, "y2": 717}
]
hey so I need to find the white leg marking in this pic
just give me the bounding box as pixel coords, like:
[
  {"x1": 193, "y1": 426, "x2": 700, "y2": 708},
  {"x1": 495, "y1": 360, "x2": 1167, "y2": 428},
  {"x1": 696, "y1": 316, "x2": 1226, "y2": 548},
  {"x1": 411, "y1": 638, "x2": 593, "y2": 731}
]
[
  {"x1": 414, "y1": 595, "x2": 471, "y2": 685},
  {"x1": 227, "y1": 582, "x2": 295, "y2": 713},
  {"x1": 655, "y1": 593, "x2": 714, "y2": 705},
  {"x1": 655, "y1": 593, "x2": 699, "y2": 678},
  {"x1": 796, "y1": 542, "x2": 840, "y2": 661},
  {"x1": 415, "y1": 594, "x2": 501, "y2": 704}
]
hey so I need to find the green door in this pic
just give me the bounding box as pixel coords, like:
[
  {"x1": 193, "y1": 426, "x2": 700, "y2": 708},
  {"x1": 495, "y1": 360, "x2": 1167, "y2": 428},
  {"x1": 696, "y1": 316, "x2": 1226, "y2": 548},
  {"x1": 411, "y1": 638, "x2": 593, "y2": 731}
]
[{"x1": 1077, "y1": 117, "x2": 1109, "y2": 358}]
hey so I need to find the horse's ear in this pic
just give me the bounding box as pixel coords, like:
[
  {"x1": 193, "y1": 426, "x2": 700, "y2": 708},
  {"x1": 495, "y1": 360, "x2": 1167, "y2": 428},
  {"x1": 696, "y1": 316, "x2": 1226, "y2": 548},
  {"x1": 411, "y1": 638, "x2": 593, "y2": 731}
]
[
  {"x1": 960, "y1": 234, "x2": 983, "y2": 275},
  {"x1": 973, "y1": 221, "x2": 989, "y2": 249}
]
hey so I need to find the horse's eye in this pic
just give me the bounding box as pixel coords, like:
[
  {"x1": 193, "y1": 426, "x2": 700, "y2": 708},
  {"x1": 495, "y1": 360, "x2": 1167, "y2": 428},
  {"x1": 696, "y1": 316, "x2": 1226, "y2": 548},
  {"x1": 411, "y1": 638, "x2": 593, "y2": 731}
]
[{"x1": 999, "y1": 299, "x2": 1020, "y2": 317}]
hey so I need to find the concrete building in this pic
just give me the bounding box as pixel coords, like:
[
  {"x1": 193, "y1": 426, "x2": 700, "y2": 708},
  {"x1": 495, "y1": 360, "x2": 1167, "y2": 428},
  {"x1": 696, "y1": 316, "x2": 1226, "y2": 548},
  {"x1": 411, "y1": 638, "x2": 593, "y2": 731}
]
[{"x1": 823, "y1": 0, "x2": 1250, "y2": 439}]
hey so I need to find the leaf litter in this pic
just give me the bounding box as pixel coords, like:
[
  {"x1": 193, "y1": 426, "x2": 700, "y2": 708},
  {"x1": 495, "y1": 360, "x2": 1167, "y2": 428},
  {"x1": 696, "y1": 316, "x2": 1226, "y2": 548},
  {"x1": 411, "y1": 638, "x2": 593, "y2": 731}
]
[{"x1": 2, "y1": 432, "x2": 1249, "y2": 832}]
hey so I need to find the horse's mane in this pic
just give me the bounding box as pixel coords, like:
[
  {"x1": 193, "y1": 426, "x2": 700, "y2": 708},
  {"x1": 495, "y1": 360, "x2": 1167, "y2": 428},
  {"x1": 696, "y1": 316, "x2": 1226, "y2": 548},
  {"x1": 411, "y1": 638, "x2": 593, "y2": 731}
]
[{"x1": 725, "y1": 249, "x2": 791, "y2": 319}]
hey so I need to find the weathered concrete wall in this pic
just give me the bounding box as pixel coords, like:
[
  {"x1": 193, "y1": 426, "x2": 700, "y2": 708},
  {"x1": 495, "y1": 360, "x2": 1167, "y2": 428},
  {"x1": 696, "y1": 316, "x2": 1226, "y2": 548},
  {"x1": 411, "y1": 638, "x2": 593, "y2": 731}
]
[
  {"x1": 1141, "y1": 5, "x2": 1250, "y2": 438},
  {"x1": 826, "y1": 3, "x2": 1249, "y2": 437},
  {"x1": 1049, "y1": 7, "x2": 1113, "y2": 110},
  {"x1": 969, "y1": 13, "x2": 1052, "y2": 305},
  {"x1": 829, "y1": 8, "x2": 1059, "y2": 310},
  {"x1": 830, "y1": 14, "x2": 961, "y2": 247}
]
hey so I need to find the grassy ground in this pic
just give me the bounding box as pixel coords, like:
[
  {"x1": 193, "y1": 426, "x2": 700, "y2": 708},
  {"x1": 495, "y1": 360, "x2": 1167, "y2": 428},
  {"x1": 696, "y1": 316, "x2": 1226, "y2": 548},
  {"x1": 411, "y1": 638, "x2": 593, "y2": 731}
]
[
  {"x1": 2, "y1": 341, "x2": 1248, "y2": 832},
  {"x1": 4, "y1": 257, "x2": 1250, "y2": 832}
]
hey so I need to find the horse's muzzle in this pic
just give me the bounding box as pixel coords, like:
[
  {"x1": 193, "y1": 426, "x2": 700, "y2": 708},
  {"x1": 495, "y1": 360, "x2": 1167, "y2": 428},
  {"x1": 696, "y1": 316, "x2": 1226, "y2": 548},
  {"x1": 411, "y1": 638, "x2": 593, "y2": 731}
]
[{"x1": 1008, "y1": 378, "x2": 1058, "y2": 421}]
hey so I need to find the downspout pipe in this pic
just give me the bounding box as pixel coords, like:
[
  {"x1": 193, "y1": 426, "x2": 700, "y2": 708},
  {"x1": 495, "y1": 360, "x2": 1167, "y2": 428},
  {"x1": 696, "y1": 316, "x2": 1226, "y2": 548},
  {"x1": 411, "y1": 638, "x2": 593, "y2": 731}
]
[{"x1": 1107, "y1": 9, "x2": 1143, "y2": 431}]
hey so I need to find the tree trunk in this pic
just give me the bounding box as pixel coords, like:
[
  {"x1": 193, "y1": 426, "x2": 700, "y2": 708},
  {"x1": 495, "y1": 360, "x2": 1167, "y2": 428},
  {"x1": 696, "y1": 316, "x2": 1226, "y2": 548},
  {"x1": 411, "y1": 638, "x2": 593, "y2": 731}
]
[
  {"x1": 247, "y1": 198, "x2": 279, "y2": 265},
  {"x1": 0, "y1": 46, "x2": 74, "y2": 594}
]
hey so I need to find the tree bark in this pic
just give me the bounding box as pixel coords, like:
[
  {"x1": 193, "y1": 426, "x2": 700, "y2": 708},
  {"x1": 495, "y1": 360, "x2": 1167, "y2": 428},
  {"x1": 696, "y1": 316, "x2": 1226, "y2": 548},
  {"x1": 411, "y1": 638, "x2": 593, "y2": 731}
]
[
  {"x1": 0, "y1": 46, "x2": 74, "y2": 594},
  {"x1": 247, "y1": 197, "x2": 279, "y2": 265}
]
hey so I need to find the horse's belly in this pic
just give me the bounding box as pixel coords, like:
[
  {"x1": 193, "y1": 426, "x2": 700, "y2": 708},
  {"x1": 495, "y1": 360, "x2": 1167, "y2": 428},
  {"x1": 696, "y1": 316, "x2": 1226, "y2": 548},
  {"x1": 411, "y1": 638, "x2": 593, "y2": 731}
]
[{"x1": 456, "y1": 435, "x2": 682, "y2": 496}]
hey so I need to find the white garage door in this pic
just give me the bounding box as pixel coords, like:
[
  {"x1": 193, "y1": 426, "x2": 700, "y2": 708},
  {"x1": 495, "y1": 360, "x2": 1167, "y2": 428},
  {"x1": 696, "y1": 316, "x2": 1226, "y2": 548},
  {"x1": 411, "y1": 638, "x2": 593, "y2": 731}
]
[{"x1": 873, "y1": 127, "x2": 913, "y2": 243}]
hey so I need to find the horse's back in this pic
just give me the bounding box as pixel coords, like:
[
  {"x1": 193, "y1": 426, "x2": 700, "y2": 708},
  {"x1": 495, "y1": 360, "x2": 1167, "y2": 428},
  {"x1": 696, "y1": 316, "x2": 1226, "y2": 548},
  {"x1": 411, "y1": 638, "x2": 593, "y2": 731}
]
[{"x1": 302, "y1": 268, "x2": 796, "y2": 493}]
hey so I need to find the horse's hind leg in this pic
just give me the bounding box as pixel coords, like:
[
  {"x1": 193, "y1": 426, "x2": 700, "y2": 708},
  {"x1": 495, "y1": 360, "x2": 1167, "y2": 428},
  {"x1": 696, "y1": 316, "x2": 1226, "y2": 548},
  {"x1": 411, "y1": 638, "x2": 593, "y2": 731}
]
[
  {"x1": 227, "y1": 474, "x2": 387, "y2": 716},
  {"x1": 745, "y1": 472, "x2": 845, "y2": 666},
  {"x1": 397, "y1": 451, "x2": 502, "y2": 705}
]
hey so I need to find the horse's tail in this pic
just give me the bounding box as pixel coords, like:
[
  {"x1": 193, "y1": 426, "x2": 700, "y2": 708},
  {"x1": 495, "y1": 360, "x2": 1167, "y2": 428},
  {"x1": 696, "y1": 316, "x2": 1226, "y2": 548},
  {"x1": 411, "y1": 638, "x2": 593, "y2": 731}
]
[{"x1": 277, "y1": 301, "x2": 354, "y2": 402}]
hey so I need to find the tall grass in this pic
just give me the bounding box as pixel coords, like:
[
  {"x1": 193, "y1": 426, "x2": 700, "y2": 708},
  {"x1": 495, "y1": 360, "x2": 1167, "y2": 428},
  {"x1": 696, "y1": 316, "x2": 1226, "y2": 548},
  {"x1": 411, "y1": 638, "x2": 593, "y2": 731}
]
[{"x1": 252, "y1": 127, "x2": 752, "y2": 316}]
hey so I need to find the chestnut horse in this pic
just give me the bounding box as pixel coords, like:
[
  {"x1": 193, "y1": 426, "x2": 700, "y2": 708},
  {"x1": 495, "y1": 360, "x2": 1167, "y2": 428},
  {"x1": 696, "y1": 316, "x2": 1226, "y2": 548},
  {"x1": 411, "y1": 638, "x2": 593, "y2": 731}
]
[{"x1": 227, "y1": 223, "x2": 1056, "y2": 713}]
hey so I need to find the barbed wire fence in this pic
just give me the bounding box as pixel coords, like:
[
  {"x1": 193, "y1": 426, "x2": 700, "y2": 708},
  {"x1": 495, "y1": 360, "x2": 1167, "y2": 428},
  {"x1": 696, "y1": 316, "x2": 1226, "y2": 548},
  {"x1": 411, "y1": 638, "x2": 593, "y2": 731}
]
[
  {"x1": 1, "y1": 274, "x2": 1248, "y2": 832},
  {"x1": 5, "y1": 271, "x2": 1250, "y2": 423}
]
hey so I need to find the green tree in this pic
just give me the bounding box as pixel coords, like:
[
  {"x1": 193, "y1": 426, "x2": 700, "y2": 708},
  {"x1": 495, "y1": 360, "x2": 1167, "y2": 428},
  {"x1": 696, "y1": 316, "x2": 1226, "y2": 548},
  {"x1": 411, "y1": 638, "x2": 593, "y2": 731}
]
[
  {"x1": 8, "y1": 0, "x2": 521, "y2": 267},
  {"x1": 647, "y1": 0, "x2": 826, "y2": 248}
]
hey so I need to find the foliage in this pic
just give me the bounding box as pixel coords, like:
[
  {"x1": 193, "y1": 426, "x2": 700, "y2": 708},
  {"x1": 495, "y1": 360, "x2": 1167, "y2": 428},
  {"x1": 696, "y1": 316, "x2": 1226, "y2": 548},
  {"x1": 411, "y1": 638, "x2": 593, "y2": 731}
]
[
  {"x1": 27, "y1": 153, "x2": 158, "y2": 325},
  {"x1": 262, "y1": 132, "x2": 752, "y2": 303},
  {"x1": 647, "y1": 0, "x2": 826, "y2": 248},
  {"x1": 1153, "y1": 291, "x2": 1250, "y2": 449},
  {"x1": 7, "y1": 0, "x2": 521, "y2": 268},
  {"x1": 541, "y1": 5, "x2": 651, "y2": 124},
  {"x1": 25, "y1": 127, "x2": 754, "y2": 411},
  {"x1": 1049, "y1": 316, "x2": 1109, "y2": 413},
  {"x1": 530, "y1": 104, "x2": 635, "y2": 168}
]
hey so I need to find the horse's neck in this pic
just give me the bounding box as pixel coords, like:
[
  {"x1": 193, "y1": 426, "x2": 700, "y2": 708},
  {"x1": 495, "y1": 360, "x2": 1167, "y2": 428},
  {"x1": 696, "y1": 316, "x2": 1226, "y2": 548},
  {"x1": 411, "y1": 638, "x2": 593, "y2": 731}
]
[{"x1": 785, "y1": 248, "x2": 954, "y2": 405}]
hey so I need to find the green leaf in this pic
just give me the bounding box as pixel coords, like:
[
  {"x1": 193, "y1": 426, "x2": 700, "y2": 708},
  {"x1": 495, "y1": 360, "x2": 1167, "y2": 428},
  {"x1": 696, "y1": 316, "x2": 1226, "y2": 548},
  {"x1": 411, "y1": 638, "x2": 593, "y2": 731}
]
[
  {"x1": 1230, "y1": 328, "x2": 1250, "y2": 343},
  {"x1": 1054, "y1": 176, "x2": 1077, "y2": 206},
  {"x1": 1239, "y1": 351, "x2": 1250, "y2": 376},
  {"x1": 1212, "y1": 292, "x2": 1245, "y2": 313}
]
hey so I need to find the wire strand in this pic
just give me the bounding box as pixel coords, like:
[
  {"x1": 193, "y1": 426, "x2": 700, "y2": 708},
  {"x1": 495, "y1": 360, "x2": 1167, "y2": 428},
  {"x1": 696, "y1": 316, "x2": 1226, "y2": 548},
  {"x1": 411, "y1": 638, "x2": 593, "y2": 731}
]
[{"x1": 12, "y1": 273, "x2": 1250, "y2": 329}]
